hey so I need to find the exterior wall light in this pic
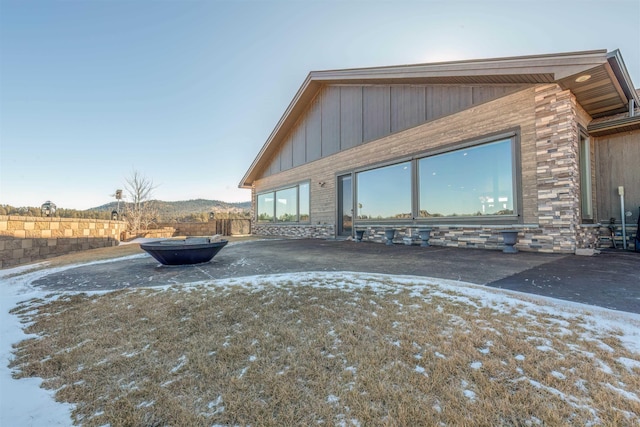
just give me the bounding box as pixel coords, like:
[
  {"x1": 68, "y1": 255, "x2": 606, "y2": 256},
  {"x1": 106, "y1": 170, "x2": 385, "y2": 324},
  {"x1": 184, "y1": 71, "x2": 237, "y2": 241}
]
[{"x1": 575, "y1": 74, "x2": 591, "y2": 83}]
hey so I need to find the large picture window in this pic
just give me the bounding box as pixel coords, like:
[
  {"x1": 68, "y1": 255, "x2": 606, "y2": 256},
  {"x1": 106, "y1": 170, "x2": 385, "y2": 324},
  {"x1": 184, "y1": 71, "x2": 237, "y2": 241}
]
[
  {"x1": 349, "y1": 133, "x2": 517, "y2": 224},
  {"x1": 356, "y1": 161, "x2": 412, "y2": 220},
  {"x1": 418, "y1": 139, "x2": 514, "y2": 217},
  {"x1": 257, "y1": 182, "x2": 310, "y2": 223}
]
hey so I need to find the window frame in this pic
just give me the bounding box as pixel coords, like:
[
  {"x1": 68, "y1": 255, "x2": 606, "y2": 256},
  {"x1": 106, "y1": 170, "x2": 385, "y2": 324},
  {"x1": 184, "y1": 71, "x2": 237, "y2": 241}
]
[
  {"x1": 256, "y1": 180, "x2": 311, "y2": 224},
  {"x1": 416, "y1": 134, "x2": 520, "y2": 223},
  {"x1": 349, "y1": 129, "x2": 522, "y2": 226},
  {"x1": 355, "y1": 160, "x2": 413, "y2": 221}
]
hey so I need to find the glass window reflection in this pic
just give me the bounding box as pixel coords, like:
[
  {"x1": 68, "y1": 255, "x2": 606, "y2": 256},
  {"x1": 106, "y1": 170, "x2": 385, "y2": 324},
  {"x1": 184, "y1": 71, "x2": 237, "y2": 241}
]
[
  {"x1": 257, "y1": 181, "x2": 310, "y2": 223},
  {"x1": 257, "y1": 192, "x2": 274, "y2": 222},
  {"x1": 356, "y1": 161, "x2": 412, "y2": 220},
  {"x1": 276, "y1": 187, "x2": 298, "y2": 222},
  {"x1": 418, "y1": 139, "x2": 513, "y2": 217},
  {"x1": 299, "y1": 182, "x2": 310, "y2": 222}
]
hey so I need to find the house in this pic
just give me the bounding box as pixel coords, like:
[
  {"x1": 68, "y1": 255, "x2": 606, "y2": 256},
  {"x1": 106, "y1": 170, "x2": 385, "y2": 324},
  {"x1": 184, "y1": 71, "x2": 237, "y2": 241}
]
[{"x1": 239, "y1": 50, "x2": 640, "y2": 253}]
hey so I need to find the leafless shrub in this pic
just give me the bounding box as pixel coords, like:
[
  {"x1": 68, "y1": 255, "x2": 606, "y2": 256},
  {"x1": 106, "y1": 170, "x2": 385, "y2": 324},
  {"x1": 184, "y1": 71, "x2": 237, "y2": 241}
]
[{"x1": 122, "y1": 170, "x2": 157, "y2": 233}]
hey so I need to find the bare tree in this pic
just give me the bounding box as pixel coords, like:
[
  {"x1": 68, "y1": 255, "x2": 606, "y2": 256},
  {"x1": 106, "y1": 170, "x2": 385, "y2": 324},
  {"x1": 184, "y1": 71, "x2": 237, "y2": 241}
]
[{"x1": 123, "y1": 170, "x2": 157, "y2": 234}]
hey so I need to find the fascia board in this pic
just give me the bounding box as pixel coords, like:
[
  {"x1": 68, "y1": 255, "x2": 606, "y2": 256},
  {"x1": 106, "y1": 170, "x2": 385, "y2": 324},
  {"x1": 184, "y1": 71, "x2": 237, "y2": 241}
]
[
  {"x1": 607, "y1": 49, "x2": 640, "y2": 105},
  {"x1": 238, "y1": 74, "x2": 318, "y2": 188}
]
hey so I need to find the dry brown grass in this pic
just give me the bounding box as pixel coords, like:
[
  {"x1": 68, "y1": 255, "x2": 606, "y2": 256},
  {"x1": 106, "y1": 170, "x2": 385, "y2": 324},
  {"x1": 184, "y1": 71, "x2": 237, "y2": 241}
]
[{"x1": 9, "y1": 276, "x2": 640, "y2": 426}]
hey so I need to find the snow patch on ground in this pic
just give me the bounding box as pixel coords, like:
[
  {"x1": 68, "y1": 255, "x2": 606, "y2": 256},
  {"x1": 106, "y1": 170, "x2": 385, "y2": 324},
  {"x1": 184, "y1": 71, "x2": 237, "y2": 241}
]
[{"x1": 2, "y1": 264, "x2": 640, "y2": 426}]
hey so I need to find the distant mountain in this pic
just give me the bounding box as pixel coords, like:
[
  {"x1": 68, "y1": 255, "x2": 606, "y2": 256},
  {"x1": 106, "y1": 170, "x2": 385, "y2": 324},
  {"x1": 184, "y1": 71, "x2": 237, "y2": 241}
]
[{"x1": 90, "y1": 199, "x2": 251, "y2": 221}]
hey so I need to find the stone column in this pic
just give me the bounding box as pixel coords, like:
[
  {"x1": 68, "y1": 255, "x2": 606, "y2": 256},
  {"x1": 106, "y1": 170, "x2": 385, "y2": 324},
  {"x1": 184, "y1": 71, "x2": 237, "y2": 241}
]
[{"x1": 534, "y1": 84, "x2": 580, "y2": 253}]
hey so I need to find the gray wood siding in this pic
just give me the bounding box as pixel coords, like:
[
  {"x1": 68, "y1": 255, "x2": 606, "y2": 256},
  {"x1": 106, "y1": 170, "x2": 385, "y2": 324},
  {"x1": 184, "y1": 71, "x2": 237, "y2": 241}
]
[
  {"x1": 472, "y1": 86, "x2": 515, "y2": 103},
  {"x1": 427, "y1": 86, "x2": 473, "y2": 120},
  {"x1": 363, "y1": 86, "x2": 391, "y2": 142},
  {"x1": 280, "y1": 136, "x2": 293, "y2": 171},
  {"x1": 306, "y1": 96, "x2": 322, "y2": 162},
  {"x1": 321, "y1": 86, "x2": 341, "y2": 156},
  {"x1": 268, "y1": 152, "x2": 279, "y2": 176},
  {"x1": 595, "y1": 131, "x2": 640, "y2": 225},
  {"x1": 340, "y1": 86, "x2": 363, "y2": 150},
  {"x1": 262, "y1": 83, "x2": 528, "y2": 178},
  {"x1": 391, "y1": 85, "x2": 426, "y2": 133},
  {"x1": 292, "y1": 122, "x2": 306, "y2": 167}
]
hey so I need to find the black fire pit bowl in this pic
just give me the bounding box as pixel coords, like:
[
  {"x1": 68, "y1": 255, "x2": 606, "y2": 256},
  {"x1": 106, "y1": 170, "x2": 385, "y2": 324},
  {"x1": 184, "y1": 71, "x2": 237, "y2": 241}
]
[{"x1": 140, "y1": 238, "x2": 228, "y2": 266}]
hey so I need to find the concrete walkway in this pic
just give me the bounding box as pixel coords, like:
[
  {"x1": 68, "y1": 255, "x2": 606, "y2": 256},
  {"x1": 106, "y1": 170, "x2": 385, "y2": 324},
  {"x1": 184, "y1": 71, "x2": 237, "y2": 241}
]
[{"x1": 31, "y1": 239, "x2": 640, "y2": 314}]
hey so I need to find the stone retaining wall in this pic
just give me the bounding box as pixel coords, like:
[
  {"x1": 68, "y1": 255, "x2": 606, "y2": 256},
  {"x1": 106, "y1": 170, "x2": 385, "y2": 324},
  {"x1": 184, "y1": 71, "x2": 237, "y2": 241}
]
[{"x1": 0, "y1": 215, "x2": 126, "y2": 269}]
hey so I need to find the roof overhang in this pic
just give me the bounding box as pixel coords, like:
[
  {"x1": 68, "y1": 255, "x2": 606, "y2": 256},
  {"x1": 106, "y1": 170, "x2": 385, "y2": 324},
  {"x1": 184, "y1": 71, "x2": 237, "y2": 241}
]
[
  {"x1": 239, "y1": 49, "x2": 638, "y2": 188},
  {"x1": 588, "y1": 111, "x2": 640, "y2": 137},
  {"x1": 556, "y1": 50, "x2": 639, "y2": 119}
]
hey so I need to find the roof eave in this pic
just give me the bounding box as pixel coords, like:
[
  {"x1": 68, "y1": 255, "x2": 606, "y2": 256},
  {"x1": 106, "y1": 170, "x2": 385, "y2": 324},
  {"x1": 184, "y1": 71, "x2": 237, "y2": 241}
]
[
  {"x1": 239, "y1": 49, "x2": 636, "y2": 188},
  {"x1": 238, "y1": 74, "x2": 321, "y2": 188},
  {"x1": 607, "y1": 49, "x2": 640, "y2": 106},
  {"x1": 588, "y1": 114, "x2": 640, "y2": 137}
]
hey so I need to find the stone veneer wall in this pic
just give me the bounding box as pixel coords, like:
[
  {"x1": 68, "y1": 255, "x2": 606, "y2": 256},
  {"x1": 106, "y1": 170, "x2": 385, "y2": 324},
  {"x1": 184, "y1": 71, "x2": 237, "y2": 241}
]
[
  {"x1": 253, "y1": 224, "x2": 334, "y2": 239},
  {"x1": 533, "y1": 84, "x2": 581, "y2": 253},
  {"x1": 358, "y1": 223, "x2": 635, "y2": 251},
  {"x1": 0, "y1": 215, "x2": 126, "y2": 269},
  {"x1": 154, "y1": 220, "x2": 251, "y2": 237},
  {"x1": 354, "y1": 225, "x2": 554, "y2": 252}
]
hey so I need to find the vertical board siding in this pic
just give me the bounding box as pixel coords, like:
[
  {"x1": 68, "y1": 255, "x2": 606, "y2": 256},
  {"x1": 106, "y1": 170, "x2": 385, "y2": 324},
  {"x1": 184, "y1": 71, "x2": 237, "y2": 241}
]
[
  {"x1": 426, "y1": 86, "x2": 446, "y2": 120},
  {"x1": 363, "y1": 86, "x2": 391, "y2": 143},
  {"x1": 268, "y1": 152, "x2": 279, "y2": 176},
  {"x1": 263, "y1": 83, "x2": 527, "y2": 177},
  {"x1": 427, "y1": 86, "x2": 472, "y2": 121},
  {"x1": 292, "y1": 122, "x2": 306, "y2": 167},
  {"x1": 391, "y1": 85, "x2": 426, "y2": 133},
  {"x1": 454, "y1": 87, "x2": 473, "y2": 112},
  {"x1": 595, "y1": 131, "x2": 640, "y2": 225},
  {"x1": 321, "y1": 86, "x2": 341, "y2": 156},
  {"x1": 280, "y1": 137, "x2": 293, "y2": 171},
  {"x1": 306, "y1": 96, "x2": 322, "y2": 162},
  {"x1": 472, "y1": 86, "x2": 513, "y2": 104},
  {"x1": 340, "y1": 86, "x2": 363, "y2": 150}
]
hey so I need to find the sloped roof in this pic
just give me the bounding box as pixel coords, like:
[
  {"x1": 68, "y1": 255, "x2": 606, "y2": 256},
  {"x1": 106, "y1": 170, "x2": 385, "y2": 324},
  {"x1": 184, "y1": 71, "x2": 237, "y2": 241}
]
[{"x1": 240, "y1": 49, "x2": 638, "y2": 188}]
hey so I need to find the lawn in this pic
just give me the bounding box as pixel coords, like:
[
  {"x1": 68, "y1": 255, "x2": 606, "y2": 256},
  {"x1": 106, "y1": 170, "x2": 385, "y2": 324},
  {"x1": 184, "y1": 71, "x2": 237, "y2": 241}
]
[{"x1": 5, "y1": 270, "x2": 640, "y2": 426}]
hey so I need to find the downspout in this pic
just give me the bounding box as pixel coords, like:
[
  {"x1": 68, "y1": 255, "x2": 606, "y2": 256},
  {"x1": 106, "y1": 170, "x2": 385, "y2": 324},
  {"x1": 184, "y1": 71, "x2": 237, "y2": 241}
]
[
  {"x1": 619, "y1": 186, "x2": 627, "y2": 250},
  {"x1": 630, "y1": 99, "x2": 635, "y2": 117}
]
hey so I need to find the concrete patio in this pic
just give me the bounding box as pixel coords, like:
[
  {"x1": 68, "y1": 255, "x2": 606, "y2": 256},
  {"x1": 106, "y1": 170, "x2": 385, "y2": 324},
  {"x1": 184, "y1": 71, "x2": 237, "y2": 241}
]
[{"x1": 30, "y1": 238, "x2": 640, "y2": 314}]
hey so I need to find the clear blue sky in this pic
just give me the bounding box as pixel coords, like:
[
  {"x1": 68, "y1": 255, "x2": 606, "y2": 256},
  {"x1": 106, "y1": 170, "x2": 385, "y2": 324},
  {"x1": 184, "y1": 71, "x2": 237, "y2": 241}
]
[{"x1": 1, "y1": 0, "x2": 638, "y2": 210}]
